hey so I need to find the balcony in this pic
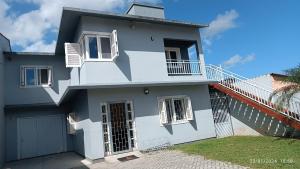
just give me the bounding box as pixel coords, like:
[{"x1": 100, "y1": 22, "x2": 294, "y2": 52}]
[
  {"x1": 164, "y1": 38, "x2": 201, "y2": 76},
  {"x1": 166, "y1": 59, "x2": 201, "y2": 75}
]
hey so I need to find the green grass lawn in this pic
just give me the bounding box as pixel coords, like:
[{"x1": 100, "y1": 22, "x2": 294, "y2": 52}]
[{"x1": 173, "y1": 136, "x2": 300, "y2": 169}]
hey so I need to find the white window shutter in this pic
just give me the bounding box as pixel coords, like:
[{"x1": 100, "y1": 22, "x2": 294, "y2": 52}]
[
  {"x1": 47, "y1": 67, "x2": 52, "y2": 86},
  {"x1": 64, "y1": 43, "x2": 82, "y2": 67},
  {"x1": 185, "y1": 97, "x2": 194, "y2": 121},
  {"x1": 20, "y1": 67, "x2": 25, "y2": 87},
  {"x1": 67, "y1": 112, "x2": 76, "y2": 135},
  {"x1": 111, "y1": 30, "x2": 119, "y2": 60},
  {"x1": 158, "y1": 98, "x2": 168, "y2": 125}
]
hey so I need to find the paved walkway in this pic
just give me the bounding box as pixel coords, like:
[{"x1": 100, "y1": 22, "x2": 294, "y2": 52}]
[{"x1": 5, "y1": 150, "x2": 249, "y2": 169}]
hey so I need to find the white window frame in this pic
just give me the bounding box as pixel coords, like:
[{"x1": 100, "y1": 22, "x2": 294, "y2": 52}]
[
  {"x1": 20, "y1": 65, "x2": 53, "y2": 88},
  {"x1": 158, "y1": 95, "x2": 192, "y2": 125},
  {"x1": 80, "y1": 31, "x2": 113, "y2": 62},
  {"x1": 165, "y1": 47, "x2": 182, "y2": 62}
]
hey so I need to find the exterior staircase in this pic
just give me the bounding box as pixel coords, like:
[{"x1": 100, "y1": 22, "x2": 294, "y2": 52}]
[{"x1": 206, "y1": 64, "x2": 300, "y2": 131}]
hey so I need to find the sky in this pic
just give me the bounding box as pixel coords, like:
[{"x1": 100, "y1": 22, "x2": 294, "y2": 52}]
[{"x1": 0, "y1": 0, "x2": 299, "y2": 78}]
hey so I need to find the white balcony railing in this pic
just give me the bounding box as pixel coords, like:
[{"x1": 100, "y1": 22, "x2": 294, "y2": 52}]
[
  {"x1": 166, "y1": 60, "x2": 201, "y2": 75},
  {"x1": 206, "y1": 64, "x2": 300, "y2": 122}
]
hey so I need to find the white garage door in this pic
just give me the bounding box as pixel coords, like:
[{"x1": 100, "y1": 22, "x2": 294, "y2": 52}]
[{"x1": 17, "y1": 114, "x2": 66, "y2": 159}]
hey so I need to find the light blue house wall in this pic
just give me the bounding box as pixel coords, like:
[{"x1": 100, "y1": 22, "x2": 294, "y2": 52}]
[
  {"x1": 72, "y1": 16, "x2": 206, "y2": 85},
  {"x1": 71, "y1": 90, "x2": 92, "y2": 158},
  {"x1": 4, "y1": 54, "x2": 70, "y2": 105},
  {"x1": 73, "y1": 85, "x2": 216, "y2": 160},
  {"x1": 1, "y1": 3, "x2": 216, "y2": 163},
  {"x1": 0, "y1": 34, "x2": 10, "y2": 167}
]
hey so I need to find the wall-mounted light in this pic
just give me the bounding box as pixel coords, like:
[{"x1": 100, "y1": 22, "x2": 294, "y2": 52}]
[
  {"x1": 150, "y1": 36, "x2": 154, "y2": 41},
  {"x1": 144, "y1": 88, "x2": 150, "y2": 95}
]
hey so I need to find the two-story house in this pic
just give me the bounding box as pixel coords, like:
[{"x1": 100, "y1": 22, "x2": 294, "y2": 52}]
[{"x1": 0, "y1": 2, "x2": 216, "y2": 165}]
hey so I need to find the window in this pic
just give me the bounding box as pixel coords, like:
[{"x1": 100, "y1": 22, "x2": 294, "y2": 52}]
[
  {"x1": 65, "y1": 30, "x2": 118, "y2": 67},
  {"x1": 84, "y1": 34, "x2": 112, "y2": 61},
  {"x1": 20, "y1": 66, "x2": 52, "y2": 87},
  {"x1": 158, "y1": 96, "x2": 193, "y2": 125},
  {"x1": 165, "y1": 47, "x2": 181, "y2": 62},
  {"x1": 88, "y1": 36, "x2": 98, "y2": 59}
]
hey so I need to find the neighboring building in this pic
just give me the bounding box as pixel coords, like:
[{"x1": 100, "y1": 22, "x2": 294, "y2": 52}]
[
  {"x1": 248, "y1": 73, "x2": 300, "y2": 101},
  {"x1": 0, "y1": 33, "x2": 11, "y2": 167},
  {"x1": 0, "y1": 2, "x2": 216, "y2": 165}
]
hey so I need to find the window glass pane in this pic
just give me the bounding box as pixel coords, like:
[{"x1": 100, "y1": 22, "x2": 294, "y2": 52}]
[
  {"x1": 104, "y1": 133, "x2": 108, "y2": 142},
  {"x1": 105, "y1": 144, "x2": 109, "y2": 152},
  {"x1": 174, "y1": 99, "x2": 185, "y2": 120},
  {"x1": 188, "y1": 44, "x2": 198, "y2": 60},
  {"x1": 165, "y1": 99, "x2": 173, "y2": 123},
  {"x1": 128, "y1": 112, "x2": 132, "y2": 120},
  {"x1": 103, "y1": 124, "x2": 108, "y2": 132},
  {"x1": 39, "y1": 69, "x2": 48, "y2": 85},
  {"x1": 102, "y1": 115, "x2": 107, "y2": 123},
  {"x1": 129, "y1": 130, "x2": 134, "y2": 139},
  {"x1": 100, "y1": 37, "x2": 111, "y2": 59},
  {"x1": 165, "y1": 51, "x2": 169, "y2": 60},
  {"x1": 127, "y1": 103, "x2": 131, "y2": 111},
  {"x1": 101, "y1": 105, "x2": 106, "y2": 114},
  {"x1": 88, "y1": 37, "x2": 98, "y2": 59},
  {"x1": 25, "y1": 68, "x2": 36, "y2": 86},
  {"x1": 170, "y1": 51, "x2": 177, "y2": 61}
]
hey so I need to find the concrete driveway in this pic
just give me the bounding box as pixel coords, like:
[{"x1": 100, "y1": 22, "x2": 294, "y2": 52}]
[{"x1": 4, "y1": 150, "x2": 248, "y2": 169}]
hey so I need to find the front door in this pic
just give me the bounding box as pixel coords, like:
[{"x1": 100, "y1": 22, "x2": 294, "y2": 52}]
[{"x1": 109, "y1": 103, "x2": 131, "y2": 154}]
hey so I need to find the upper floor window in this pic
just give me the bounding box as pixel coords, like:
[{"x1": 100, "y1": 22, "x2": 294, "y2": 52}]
[
  {"x1": 65, "y1": 30, "x2": 119, "y2": 67},
  {"x1": 84, "y1": 35, "x2": 112, "y2": 60},
  {"x1": 82, "y1": 31, "x2": 118, "y2": 61},
  {"x1": 20, "y1": 66, "x2": 52, "y2": 87}
]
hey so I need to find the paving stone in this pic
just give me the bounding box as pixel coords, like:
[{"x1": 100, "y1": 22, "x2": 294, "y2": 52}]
[{"x1": 90, "y1": 150, "x2": 249, "y2": 169}]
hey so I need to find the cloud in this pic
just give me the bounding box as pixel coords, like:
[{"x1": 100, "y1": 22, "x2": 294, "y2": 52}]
[
  {"x1": 223, "y1": 53, "x2": 255, "y2": 68},
  {"x1": 202, "y1": 9, "x2": 239, "y2": 46},
  {"x1": 23, "y1": 40, "x2": 57, "y2": 52},
  {"x1": 0, "y1": 0, "x2": 161, "y2": 52}
]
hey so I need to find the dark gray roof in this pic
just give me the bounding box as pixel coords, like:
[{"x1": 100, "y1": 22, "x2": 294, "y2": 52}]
[
  {"x1": 4, "y1": 51, "x2": 55, "y2": 56},
  {"x1": 125, "y1": 1, "x2": 164, "y2": 14},
  {"x1": 55, "y1": 7, "x2": 208, "y2": 54},
  {"x1": 0, "y1": 32, "x2": 12, "y2": 52}
]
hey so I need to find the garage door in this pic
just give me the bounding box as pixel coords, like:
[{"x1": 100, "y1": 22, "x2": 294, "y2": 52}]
[{"x1": 17, "y1": 114, "x2": 66, "y2": 159}]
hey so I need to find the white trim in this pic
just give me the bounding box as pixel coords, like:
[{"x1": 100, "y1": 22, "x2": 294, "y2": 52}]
[
  {"x1": 101, "y1": 100, "x2": 137, "y2": 156},
  {"x1": 165, "y1": 47, "x2": 182, "y2": 61},
  {"x1": 81, "y1": 32, "x2": 114, "y2": 62},
  {"x1": 17, "y1": 118, "x2": 21, "y2": 160},
  {"x1": 157, "y1": 95, "x2": 191, "y2": 125},
  {"x1": 20, "y1": 65, "x2": 53, "y2": 88}
]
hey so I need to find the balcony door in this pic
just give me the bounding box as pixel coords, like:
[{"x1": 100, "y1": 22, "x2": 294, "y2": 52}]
[{"x1": 165, "y1": 47, "x2": 181, "y2": 62}]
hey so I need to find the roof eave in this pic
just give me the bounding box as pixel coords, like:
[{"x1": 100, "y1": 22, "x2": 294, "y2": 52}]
[{"x1": 55, "y1": 7, "x2": 208, "y2": 54}]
